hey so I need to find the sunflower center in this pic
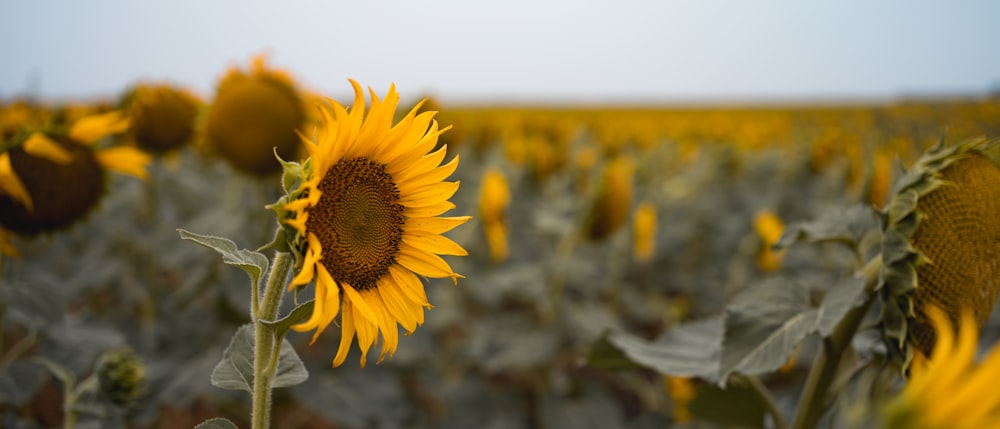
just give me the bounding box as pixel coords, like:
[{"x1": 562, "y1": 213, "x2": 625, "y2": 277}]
[{"x1": 307, "y1": 157, "x2": 405, "y2": 290}]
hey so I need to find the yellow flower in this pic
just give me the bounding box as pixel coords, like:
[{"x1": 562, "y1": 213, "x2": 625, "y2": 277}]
[
  {"x1": 884, "y1": 305, "x2": 1000, "y2": 429},
  {"x1": 753, "y1": 209, "x2": 785, "y2": 272},
  {"x1": 632, "y1": 201, "x2": 657, "y2": 262},
  {"x1": 478, "y1": 167, "x2": 510, "y2": 262},
  {"x1": 275, "y1": 80, "x2": 469, "y2": 367},
  {"x1": 203, "y1": 54, "x2": 306, "y2": 176},
  {"x1": 663, "y1": 376, "x2": 696, "y2": 424},
  {"x1": 583, "y1": 155, "x2": 634, "y2": 240},
  {"x1": 0, "y1": 111, "x2": 150, "y2": 237}
]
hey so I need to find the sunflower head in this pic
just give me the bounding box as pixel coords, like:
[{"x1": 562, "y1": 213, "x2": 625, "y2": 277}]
[
  {"x1": 583, "y1": 155, "x2": 635, "y2": 241},
  {"x1": 879, "y1": 137, "x2": 1000, "y2": 371},
  {"x1": 124, "y1": 83, "x2": 201, "y2": 153},
  {"x1": 753, "y1": 209, "x2": 785, "y2": 273},
  {"x1": 203, "y1": 54, "x2": 306, "y2": 176},
  {"x1": 269, "y1": 80, "x2": 469, "y2": 367}
]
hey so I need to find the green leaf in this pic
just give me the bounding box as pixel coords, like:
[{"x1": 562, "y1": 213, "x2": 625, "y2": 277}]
[
  {"x1": 177, "y1": 229, "x2": 270, "y2": 293},
  {"x1": 719, "y1": 276, "x2": 867, "y2": 383},
  {"x1": 604, "y1": 317, "x2": 723, "y2": 382},
  {"x1": 194, "y1": 417, "x2": 239, "y2": 429},
  {"x1": 689, "y1": 381, "x2": 767, "y2": 429},
  {"x1": 720, "y1": 277, "x2": 815, "y2": 383},
  {"x1": 260, "y1": 300, "x2": 315, "y2": 340},
  {"x1": 211, "y1": 325, "x2": 255, "y2": 392},
  {"x1": 776, "y1": 204, "x2": 879, "y2": 250},
  {"x1": 210, "y1": 324, "x2": 309, "y2": 392}
]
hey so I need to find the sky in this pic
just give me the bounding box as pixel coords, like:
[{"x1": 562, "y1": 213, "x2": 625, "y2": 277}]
[{"x1": 1, "y1": 0, "x2": 999, "y2": 105}]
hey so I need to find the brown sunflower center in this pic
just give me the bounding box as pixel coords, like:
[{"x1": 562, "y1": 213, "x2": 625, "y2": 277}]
[{"x1": 307, "y1": 157, "x2": 405, "y2": 290}]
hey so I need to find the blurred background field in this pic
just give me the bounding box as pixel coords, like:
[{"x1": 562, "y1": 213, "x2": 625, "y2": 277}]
[
  {"x1": 1, "y1": 89, "x2": 999, "y2": 428},
  {"x1": 3, "y1": 1, "x2": 1000, "y2": 428}
]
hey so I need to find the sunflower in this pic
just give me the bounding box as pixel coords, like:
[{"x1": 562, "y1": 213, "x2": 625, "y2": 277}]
[
  {"x1": 632, "y1": 201, "x2": 657, "y2": 262},
  {"x1": 0, "y1": 111, "x2": 150, "y2": 246},
  {"x1": 883, "y1": 305, "x2": 1000, "y2": 429},
  {"x1": 478, "y1": 167, "x2": 510, "y2": 262},
  {"x1": 202, "y1": 54, "x2": 307, "y2": 176},
  {"x1": 272, "y1": 80, "x2": 468, "y2": 367},
  {"x1": 879, "y1": 137, "x2": 1000, "y2": 371},
  {"x1": 124, "y1": 83, "x2": 202, "y2": 154},
  {"x1": 583, "y1": 155, "x2": 634, "y2": 241},
  {"x1": 753, "y1": 209, "x2": 785, "y2": 273}
]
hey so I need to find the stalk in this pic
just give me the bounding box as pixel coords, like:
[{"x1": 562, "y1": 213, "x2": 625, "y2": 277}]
[{"x1": 251, "y1": 251, "x2": 292, "y2": 429}]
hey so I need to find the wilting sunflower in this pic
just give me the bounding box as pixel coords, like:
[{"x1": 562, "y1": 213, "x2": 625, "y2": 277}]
[
  {"x1": 0, "y1": 111, "x2": 150, "y2": 246},
  {"x1": 882, "y1": 305, "x2": 1000, "y2": 429},
  {"x1": 202, "y1": 54, "x2": 307, "y2": 176},
  {"x1": 879, "y1": 137, "x2": 1000, "y2": 370},
  {"x1": 271, "y1": 80, "x2": 468, "y2": 367}
]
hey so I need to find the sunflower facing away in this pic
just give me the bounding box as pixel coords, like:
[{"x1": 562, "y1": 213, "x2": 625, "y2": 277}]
[{"x1": 272, "y1": 80, "x2": 469, "y2": 367}]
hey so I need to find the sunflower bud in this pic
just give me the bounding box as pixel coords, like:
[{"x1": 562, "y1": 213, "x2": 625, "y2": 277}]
[{"x1": 96, "y1": 347, "x2": 147, "y2": 407}]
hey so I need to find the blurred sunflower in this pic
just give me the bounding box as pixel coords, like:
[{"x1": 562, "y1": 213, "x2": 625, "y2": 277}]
[
  {"x1": 478, "y1": 167, "x2": 510, "y2": 262},
  {"x1": 0, "y1": 111, "x2": 150, "y2": 253},
  {"x1": 880, "y1": 138, "x2": 1000, "y2": 369},
  {"x1": 271, "y1": 80, "x2": 468, "y2": 367},
  {"x1": 883, "y1": 305, "x2": 1000, "y2": 429},
  {"x1": 753, "y1": 209, "x2": 785, "y2": 272},
  {"x1": 632, "y1": 201, "x2": 657, "y2": 262},
  {"x1": 124, "y1": 83, "x2": 202, "y2": 155},
  {"x1": 583, "y1": 155, "x2": 634, "y2": 241},
  {"x1": 202, "y1": 54, "x2": 307, "y2": 176}
]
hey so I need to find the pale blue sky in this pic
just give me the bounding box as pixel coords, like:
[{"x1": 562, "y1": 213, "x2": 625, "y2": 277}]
[{"x1": 1, "y1": 0, "x2": 998, "y2": 104}]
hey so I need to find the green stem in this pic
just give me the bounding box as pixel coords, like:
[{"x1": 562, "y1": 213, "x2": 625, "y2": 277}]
[
  {"x1": 252, "y1": 251, "x2": 292, "y2": 429},
  {"x1": 790, "y1": 256, "x2": 882, "y2": 429},
  {"x1": 736, "y1": 374, "x2": 788, "y2": 429}
]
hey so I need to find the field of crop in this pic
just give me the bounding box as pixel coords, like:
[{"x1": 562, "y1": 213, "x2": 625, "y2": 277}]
[{"x1": 1, "y1": 62, "x2": 999, "y2": 429}]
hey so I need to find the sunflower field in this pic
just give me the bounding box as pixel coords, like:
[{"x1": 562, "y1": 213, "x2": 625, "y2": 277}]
[{"x1": 2, "y1": 55, "x2": 1000, "y2": 429}]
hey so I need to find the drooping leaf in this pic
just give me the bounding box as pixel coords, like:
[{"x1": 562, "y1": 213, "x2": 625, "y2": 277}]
[
  {"x1": 776, "y1": 204, "x2": 879, "y2": 250},
  {"x1": 177, "y1": 229, "x2": 270, "y2": 294},
  {"x1": 604, "y1": 316, "x2": 723, "y2": 382},
  {"x1": 210, "y1": 324, "x2": 308, "y2": 392},
  {"x1": 719, "y1": 277, "x2": 816, "y2": 383},
  {"x1": 194, "y1": 418, "x2": 239, "y2": 429}
]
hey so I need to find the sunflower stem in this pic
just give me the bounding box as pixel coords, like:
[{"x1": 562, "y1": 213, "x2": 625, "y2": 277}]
[
  {"x1": 252, "y1": 251, "x2": 291, "y2": 429},
  {"x1": 790, "y1": 255, "x2": 881, "y2": 429}
]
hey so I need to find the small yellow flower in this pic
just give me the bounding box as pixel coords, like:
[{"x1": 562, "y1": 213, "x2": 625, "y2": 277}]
[
  {"x1": 479, "y1": 167, "x2": 510, "y2": 262},
  {"x1": 753, "y1": 209, "x2": 785, "y2": 272},
  {"x1": 273, "y1": 80, "x2": 468, "y2": 367},
  {"x1": 632, "y1": 201, "x2": 657, "y2": 262}
]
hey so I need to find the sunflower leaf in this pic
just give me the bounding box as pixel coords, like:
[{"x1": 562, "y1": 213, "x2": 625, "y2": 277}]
[
  {"x1": 211, "y1": 324, "x2": 309, "y2": 393},
  {"x1": 194, "y1": 418, "x2": 239, "y2": 429},
  {"x1": 776, "y1": 204, "x2": 879, "y2": 251},
  {"x1": 599, "y1": 316, "x2": 723, "y2": 382},
  {"x1": 177, "y1": 229, "x2": 270, "y2": 296},
  {"x1": 689, "y1": 381, "x2": 767, "y2": 429},
  {"x1": 260, "y1": 300, "x2": 315, "y2": 340}
]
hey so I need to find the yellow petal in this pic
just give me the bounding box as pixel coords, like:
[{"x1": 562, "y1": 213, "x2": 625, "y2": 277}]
[
  {"x1": 69, "y1": 111, "x2": 130, "y2": 144},
  {"x1": 23, "y1": 133, "x2": 73, "y2": 164},
  {"x1": 402, "y1": 230, "x2": 468, "y2": 256},
  {"x1": 396, "y1": 242, "x2": 460, "y2": 281},
  {"x1": 404, "y1": 216, "x2": 471, "y2": 235},
  {"x1": 333, "y1": 299, "x2": 357, "y2": 367},
  {"x1": 97, "y1": 146, "x2": 151, "y2": 180},
  {"x1": 404, "y1": 201, "x2": 456, "y2": 218},
  {"x1": 0, "y1": 154, "x2": 33, "y2": 211},
  {"x1": 398, "y1": 181, "x2": 460, "y2": 207}
]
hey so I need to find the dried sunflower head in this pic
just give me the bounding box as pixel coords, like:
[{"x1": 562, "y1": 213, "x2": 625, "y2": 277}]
[{"x1": 879, "y1": 137, "x2": 1000, "y2": 371}]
